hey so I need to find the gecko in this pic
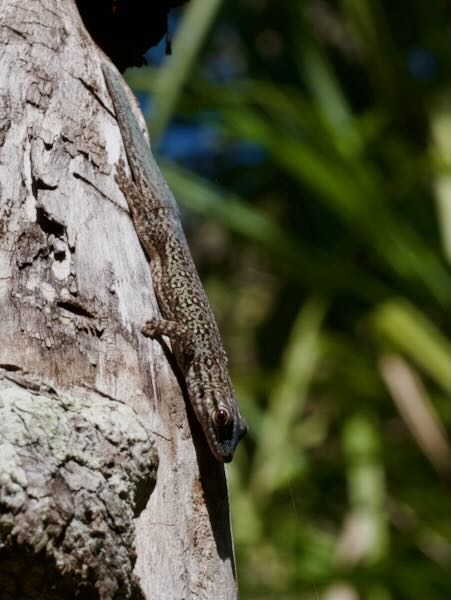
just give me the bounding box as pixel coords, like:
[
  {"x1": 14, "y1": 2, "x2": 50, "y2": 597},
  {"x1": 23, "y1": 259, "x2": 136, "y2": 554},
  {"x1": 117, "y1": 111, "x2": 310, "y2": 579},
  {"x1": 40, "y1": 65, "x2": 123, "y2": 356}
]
[{"x1": 102, "y1": 63, "x2": 247, "y2": 462}]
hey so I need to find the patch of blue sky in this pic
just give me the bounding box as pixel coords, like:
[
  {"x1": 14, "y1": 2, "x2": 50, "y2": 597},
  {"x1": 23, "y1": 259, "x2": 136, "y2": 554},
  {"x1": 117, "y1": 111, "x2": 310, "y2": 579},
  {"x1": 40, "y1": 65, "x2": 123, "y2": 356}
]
[
  {"x1": 144, "y1": 9, "x2": 182, "y2": 66},
  {"x1": 140, "y1": 17, "x2": 261, "y2": 171},
  {"x1": 158, "y1": 120, "x2": 267, "y2": 174},
  {"x1": 158, "y1": 122, "x2": 218, "y2": 161}
]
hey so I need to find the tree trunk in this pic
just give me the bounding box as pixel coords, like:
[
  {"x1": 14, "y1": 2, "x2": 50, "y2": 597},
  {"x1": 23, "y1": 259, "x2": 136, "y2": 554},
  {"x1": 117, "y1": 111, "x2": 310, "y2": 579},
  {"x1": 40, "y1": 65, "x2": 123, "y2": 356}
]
[{"x1": 0, "y1": 1, "x2": 237, "y2": 598}]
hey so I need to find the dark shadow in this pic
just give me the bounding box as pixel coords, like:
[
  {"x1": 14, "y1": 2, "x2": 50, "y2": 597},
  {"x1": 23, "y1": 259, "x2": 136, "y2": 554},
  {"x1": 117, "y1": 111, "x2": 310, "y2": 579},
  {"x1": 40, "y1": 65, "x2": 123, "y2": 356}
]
[
  {"x1": 157, "y1": 338, "x2": 237, "y2": 577},
  {"x1": 75, "y1": 0, "x2": 187, "y2": 72}
]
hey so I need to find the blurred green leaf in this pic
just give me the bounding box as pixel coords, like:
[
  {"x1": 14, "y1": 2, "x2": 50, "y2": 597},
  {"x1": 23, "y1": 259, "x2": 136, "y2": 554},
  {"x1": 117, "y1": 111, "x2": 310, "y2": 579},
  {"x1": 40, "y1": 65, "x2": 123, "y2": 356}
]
[
  {"x1": 250, "y1": 297, "x2": 327, "y2": 498},
  {"x1": 431, "y1": 107, "x2": 451, "y2": 264},
  {"x1": 371, "y1": 299, "x2": 451, "y2": 392},
  {"x1": 216, "y1": 87, "x2": 448, "y2": 305},
  {"x1": 379, "y1": 354, "x2": 451, "y2": 477},
  {"x1": 340, "y1": 414, "x2": 388, "y2": 564},
  {"x1": 161, "y1": 160, "x2": 389, "y2": 301},
  {"x1": 150, "y1": 0, "x2": 223, "y2": 143},
  {"x1": 125, "y1": 0, "x2": 223, "y2": 142},
  {"x1": 122, "y1": 1, "x2": 450, "y2": 596}
]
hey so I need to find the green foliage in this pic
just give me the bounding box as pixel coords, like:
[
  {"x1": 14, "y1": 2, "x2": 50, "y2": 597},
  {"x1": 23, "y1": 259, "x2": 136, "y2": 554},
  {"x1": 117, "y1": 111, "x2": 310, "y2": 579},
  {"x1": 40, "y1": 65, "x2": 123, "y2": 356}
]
[{"x1": 127, "y1": 1, "x2": 450, "y2": 598}]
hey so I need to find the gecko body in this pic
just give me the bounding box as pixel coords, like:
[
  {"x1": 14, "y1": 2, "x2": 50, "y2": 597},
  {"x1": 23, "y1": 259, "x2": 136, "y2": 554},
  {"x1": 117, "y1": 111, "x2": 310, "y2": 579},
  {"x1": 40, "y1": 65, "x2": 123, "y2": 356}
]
[{"x1": 102, "y1": 64, "x2": 247, "y2": 462}]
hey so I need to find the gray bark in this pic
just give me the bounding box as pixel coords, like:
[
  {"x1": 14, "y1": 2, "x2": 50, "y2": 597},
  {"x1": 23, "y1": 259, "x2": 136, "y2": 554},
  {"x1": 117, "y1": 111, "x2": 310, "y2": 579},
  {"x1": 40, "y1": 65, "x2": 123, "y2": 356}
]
[
  {"x1": 0, "y1": 1, "x2": 237, "y2": 599},
  {"x1": 0, "y1": 384, "x2": 157, "y2": 600}
]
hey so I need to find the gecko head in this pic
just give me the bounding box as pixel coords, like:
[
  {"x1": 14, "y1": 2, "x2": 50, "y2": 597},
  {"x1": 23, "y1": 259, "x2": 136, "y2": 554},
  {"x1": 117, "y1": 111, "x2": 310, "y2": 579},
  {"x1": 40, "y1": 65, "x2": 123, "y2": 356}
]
[
  {"x1": 188, "y1": 368, "x2": 247, "y2": 463},
  {"x1": 207, "y1": 401, "x2": 248, "y2": 463}
]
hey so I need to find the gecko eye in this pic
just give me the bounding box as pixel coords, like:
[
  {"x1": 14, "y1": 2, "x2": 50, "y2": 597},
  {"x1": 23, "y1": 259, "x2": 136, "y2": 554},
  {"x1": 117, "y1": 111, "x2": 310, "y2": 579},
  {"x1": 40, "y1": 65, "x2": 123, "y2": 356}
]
[{"x1": 212, "y1": 407, "x2": 231, "y2": 427}]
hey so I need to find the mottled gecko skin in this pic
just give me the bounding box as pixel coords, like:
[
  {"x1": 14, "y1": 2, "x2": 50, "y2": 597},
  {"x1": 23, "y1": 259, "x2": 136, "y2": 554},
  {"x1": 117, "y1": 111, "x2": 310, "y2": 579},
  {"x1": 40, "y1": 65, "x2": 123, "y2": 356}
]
[{"x1": 102, "y1": 64, "x2": 247, "y2": 462}]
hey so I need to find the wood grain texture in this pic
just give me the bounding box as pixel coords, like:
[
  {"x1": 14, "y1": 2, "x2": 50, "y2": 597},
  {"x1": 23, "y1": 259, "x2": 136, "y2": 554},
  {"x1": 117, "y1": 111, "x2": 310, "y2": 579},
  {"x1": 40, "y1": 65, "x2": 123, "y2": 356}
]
[{"x1": 0, "y1": 1, "x2": 238, "y2": 598}]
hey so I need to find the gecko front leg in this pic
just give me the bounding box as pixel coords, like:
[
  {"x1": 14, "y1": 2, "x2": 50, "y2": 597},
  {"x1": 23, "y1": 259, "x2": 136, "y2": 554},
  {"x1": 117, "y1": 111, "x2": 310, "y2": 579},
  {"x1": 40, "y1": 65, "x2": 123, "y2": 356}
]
[
  {"x1": 142, "y1": 318, "x2": 191, "y2": 340},
  {"x1": 142, "y1": 319, "x2": 195, "y2": 371},
  {"x1": 114, "y1": 159, "x2": 139, "y2": 204}
]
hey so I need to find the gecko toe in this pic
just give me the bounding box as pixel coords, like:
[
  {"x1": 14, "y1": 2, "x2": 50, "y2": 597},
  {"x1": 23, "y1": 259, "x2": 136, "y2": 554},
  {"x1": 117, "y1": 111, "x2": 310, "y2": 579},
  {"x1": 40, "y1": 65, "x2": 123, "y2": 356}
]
[{"x1": 142, "y1": 319, "x2": 159, "y2": 338}]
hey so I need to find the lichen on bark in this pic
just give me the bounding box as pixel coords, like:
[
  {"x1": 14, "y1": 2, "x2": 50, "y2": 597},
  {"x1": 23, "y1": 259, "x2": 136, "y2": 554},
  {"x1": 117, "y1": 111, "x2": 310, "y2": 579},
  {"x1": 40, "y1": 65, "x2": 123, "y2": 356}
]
[{"x1": 0, "y1": 380, "x2": 157, "y2": 600}]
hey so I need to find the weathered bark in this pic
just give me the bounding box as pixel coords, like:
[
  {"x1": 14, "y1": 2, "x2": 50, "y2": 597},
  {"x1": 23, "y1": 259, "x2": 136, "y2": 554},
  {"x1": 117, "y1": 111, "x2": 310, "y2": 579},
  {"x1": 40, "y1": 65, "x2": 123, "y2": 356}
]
[
  {"x1": 0, "y1": 385, "x2": 156, "y2": 600},
  {"x1": 0, "y1": 1, "x2": 237, "y2": 599}
]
